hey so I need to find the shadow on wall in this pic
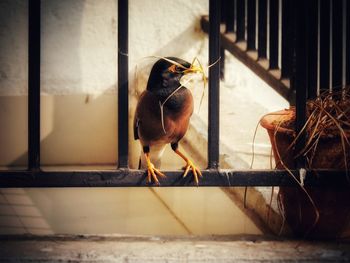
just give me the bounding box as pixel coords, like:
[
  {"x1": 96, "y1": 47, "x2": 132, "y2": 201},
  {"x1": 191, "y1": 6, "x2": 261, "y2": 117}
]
[{"x1": 0, "y1": 93, "x2": 118, "y2": 167}]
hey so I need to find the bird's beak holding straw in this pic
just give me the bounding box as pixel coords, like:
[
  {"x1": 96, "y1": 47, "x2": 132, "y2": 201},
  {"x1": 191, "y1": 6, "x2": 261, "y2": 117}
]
[
  {"x1": 184, "y1": 65, "x2": 203, "y2": 75},
  {"x1": 183, "y1": 64, "x2": 208, "y2": 88}
]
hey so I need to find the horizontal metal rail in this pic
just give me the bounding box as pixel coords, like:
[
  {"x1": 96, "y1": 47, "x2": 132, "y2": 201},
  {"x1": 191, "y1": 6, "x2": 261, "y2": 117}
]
[{"x1": 0, "y1": 169, "x2": 348, "y2": 188}]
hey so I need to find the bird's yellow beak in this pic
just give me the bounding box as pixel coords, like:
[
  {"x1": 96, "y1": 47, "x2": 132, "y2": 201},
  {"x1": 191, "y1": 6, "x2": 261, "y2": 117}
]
[
  {"x1": 183, "y1": 64, "x2": 208, "y2": 87},
  {"x1": 183, "y1": 65, "x2": 203, "y2": 75}
]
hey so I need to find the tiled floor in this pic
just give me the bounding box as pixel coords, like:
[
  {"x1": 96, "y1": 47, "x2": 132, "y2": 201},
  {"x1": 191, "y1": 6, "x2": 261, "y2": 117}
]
[{"x1": 0, "y1": 186, "x2": 262, "y2": 236}]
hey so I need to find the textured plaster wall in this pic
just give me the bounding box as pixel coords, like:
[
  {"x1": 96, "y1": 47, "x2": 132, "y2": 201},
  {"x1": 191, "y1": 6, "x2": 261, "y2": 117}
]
[
  {"x1": 0, "y1": 0, "x2": 208, "y2": 166},
  {"x1": 0, "y1": 0, "x2": 208, "y2": 96},
  {"x1": 41, "y1": 0, "x2": 117, "y2": 95},
  {"x1": 0, "y1": 0, "x2": 28, "y2": 95}
]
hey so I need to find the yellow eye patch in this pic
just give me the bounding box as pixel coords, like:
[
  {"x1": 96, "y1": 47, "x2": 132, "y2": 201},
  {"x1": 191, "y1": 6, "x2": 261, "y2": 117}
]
[
  {"x1": 168, "y1": 64, "x2": 182, "y2": 73},
  {"x1": 168, "y1": 64, "x2": 176, "y2": 72}
]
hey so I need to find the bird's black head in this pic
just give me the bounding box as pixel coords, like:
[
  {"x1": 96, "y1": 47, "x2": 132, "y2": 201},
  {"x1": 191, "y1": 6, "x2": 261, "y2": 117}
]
[{"x1": 146, "y1": 57, "x2": 192, "y2": 95}]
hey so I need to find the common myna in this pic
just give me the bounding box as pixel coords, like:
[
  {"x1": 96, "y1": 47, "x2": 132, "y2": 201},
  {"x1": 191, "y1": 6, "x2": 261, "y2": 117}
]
[{"x1": 134, "y1": 57, "x2": 202, "y2": 185}]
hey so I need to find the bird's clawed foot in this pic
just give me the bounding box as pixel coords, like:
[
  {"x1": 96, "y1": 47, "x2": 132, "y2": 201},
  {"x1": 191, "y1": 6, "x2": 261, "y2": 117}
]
[
  {"x1": 182, "y1": 159, "x2": 202, "y2": 185},
  {"x1": 146, "y1": 162, "x2": 166, "y2": 185}
]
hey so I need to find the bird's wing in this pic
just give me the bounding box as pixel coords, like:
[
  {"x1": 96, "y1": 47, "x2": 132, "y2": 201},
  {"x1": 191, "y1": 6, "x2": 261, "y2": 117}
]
[
  {"x1": 133, "y1": 91, "x2": 148, "y2": 141},
  {"x1": 135, "y1": 89, "x2": 194, "y2": 143},
  {"x1": 134, "y1": 90, "x2": 168, "y2": 145}
]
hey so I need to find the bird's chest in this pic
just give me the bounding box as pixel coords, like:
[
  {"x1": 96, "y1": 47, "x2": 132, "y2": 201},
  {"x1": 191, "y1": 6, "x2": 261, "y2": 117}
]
[
  {"x1": 162, "y1": 90, "x2": 193, "y2": 129},
  {"x1": 139, "y1": 89, "x2": 193, "y2": 145}
]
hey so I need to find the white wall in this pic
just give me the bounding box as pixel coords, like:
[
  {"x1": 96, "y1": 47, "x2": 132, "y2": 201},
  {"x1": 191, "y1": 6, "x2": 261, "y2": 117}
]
[
  {"x1": 0, "y1": 0, "x2": 28, "y2": 95},
  {"x1": 0, "y1": 0, "x2": 208, "y2": 166}
]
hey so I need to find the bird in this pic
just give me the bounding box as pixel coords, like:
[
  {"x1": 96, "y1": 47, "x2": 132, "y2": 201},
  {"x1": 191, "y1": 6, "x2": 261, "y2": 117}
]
[{"x1": 134, "y1": 57, "x2": 202, "y2": 185}]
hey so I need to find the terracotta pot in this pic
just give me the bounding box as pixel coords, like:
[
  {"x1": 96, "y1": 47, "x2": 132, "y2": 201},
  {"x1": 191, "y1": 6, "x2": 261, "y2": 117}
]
[{"x1": 261, "y1": 108, "x2": 350, "y2": 239}]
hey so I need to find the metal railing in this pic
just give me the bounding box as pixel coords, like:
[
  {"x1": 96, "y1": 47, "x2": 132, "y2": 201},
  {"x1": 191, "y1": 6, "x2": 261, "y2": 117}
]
[
  {"x1": 203, "y1": 0, "x2": 350, "y2": 104},
  {"x1": 0, "y1": 0, "x2": 348, "y2": 188}
]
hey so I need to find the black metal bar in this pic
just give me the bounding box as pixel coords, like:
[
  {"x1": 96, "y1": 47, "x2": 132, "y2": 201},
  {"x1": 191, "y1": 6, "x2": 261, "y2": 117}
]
[
  {"x1": 28, "y1": 0, "x2": 41, "y2": 171},
  {"x1": 118, "y1": 0, "x2": 129, "y2": 168},
  {"x1": 307, "y1": 0, "x2": 318, "y2": 99},
  {"x1": 319, "y1": 0, "x2": 330, "y2": 90},
  {"x1": 347, "y1": 0, "x2": 350, "y2": 86},
  {"x1": 332, "y1": 0, "x2": 343, "y2": 91},
  {"x1": 344, "y1": 0, "x2": 350, "y2": 86},
  {"x1": 226, "y1": 0, "x2": 235, "y2": 32},
  {"x1": 293, "y1": 0, "x2": 307, "y2": 167},
  {"x1": 0, "y1": 169, "x2": 348, "y2": 188},
  {"x1": 221, "y1": 0, "x2": 226, "y2": 23},
  {"x1": 344, "y1": 0, "x2": 348, "y2": 88},
  {"x1": 208, "y1": 0, "x2": 221, "y2": 169},
  {"x1": 220, "y1": 0, "x2": 230, "y2": 23},
  {"x1": 281, "y1": 0, "x2": 293, "y2": 79},
  {"x1": 258, "y1": 0, "x2": 267, "y2": 59},
  {"x1": 247, "y1": 0, "x2": 256, "y2": 51},
  {"x1": 269, "y1": 0, "x2": 278, "y2": 69},
  {"x1": 236, "y1": 0, "x2": 245, "y2": 41}
]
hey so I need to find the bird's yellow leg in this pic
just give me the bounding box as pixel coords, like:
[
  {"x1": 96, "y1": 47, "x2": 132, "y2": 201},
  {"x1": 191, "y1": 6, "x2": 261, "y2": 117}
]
[
  {"x1": 144, "y1": 152, "x2": 165, "y2": 185},
  {"x1": 174, "y1": 149, "x2": 202, "y2": 185}
]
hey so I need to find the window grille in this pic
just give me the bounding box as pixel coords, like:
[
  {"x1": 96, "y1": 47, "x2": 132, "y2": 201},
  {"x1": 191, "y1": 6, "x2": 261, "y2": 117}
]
[{"x1": 0, "y1": 0, "x2": 348, "y2": 188}]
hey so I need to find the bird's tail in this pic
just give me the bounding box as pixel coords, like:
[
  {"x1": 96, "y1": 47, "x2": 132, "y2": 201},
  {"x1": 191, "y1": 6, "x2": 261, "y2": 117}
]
[{"x1": 139, "y1": 144, "x2": 166, "y2": 169}]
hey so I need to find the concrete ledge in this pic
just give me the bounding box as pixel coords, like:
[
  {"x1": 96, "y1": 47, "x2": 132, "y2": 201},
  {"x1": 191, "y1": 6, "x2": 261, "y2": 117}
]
[{"x1": 0, "y1": 235, "x2": 349, "y2": 262}]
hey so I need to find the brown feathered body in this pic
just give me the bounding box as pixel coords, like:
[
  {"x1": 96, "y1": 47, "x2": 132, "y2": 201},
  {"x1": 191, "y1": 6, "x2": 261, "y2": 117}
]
[{"x1": 134, "y1": 57, "x2": 194, "y2": 168}]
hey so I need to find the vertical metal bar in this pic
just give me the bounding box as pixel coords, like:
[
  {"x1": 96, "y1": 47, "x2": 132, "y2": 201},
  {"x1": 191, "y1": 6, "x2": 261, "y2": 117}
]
[
  {"x1": 329, "y1": 0, "x2": 333, "y2": 92},
  {"x1": 28, "y1": 0, "x2": 41, "y2": 171},
  {"x1": 317, "y1": 0, "x2": 321, "y2": 95},
  {"x1": 307, "y1": 0, "x2": 318, "y2": 99},
  {"x1": 118, "y1": 0, "x2": 129, "y2": 168},
  {"x1": 258, "y1": 0, "x2": 267, "y2": 59},
  {"x1": 221, "y1": 0, "x2": 226, "y2": 24},
  {"x1": 236, "y1": 0, "x2": 245, "y2": 41},
  {"x1": 346, "y1": 0, "x2": 350, "y2": 86},
  {"x1": 319, "y1": 0, "x2": 330, "y2": 91},
  {"x1": 293, "y1": 0, "x2": 307, "y2": 167},
  {"x1": 332, "y1": 0, "x2": 343, "y2": 91},
  {"x1": 343, "y1": 0, "x2": 347, "y2": 89},
  {"x1": 278, "y1": 0, "x2": 282, "y2": 69},
  {"x1": 226, "y1": 0, "x2": 235, "y2": 32},
  {"x1": 269, "y1": 0, "x2": 278, "y2": 69},
  {"x1": 247, "y1": 0, "x2": 257, "y2": 51},
  {"x1": 208, "y1": 0, "x2": 221, "y2": 169},
  {"x1": 281, "y1": 0, "x2": 293, "y2": 79}
]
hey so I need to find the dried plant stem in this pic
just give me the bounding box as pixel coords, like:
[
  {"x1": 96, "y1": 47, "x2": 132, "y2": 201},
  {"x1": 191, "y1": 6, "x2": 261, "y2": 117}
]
[{"x1": 273, "y1": 120, "x2": 320, "y2": 238}]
